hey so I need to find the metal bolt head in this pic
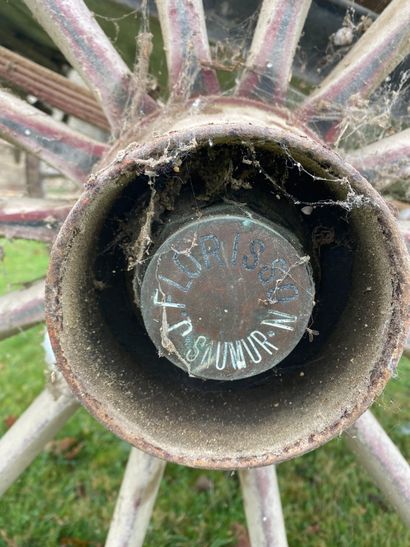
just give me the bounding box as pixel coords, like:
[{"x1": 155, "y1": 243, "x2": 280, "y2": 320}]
[{"x1": 139, "y1": 214, "x2": 315, "y2": 381}]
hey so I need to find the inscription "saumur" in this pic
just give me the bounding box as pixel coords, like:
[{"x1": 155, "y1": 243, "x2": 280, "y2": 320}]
[{"x1": 184, "y1": 311, "x2": 298, "y2": 371}]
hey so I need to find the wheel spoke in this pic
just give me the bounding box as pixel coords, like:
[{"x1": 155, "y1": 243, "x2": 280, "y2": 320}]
[
  {"x1": 22, "y1": 0, "x2": 158, "y2": 131},
  {"x1": 25, "y1": 154, "x2": 44, "y2": 198},
  {"x1": 300, "y1": 0, "x2": 410, "y2": 143},
  {"x1": 105, "y1": 447, "x2": 166, "y2": 547},
  {"x1": 0, "y1": 379, "x2": 79, "y2": 497},
  {"x1": 0, "y1": 280, "x2": 45, "y2": 341},
  {"x1": 0, "y1": 197, "x2": 73, "y2": 242},
  {"x1": 236, "y1": 0, "x2": 311, "y2": 103},
  {"x1": 346, "y1": 128, "x2": 410, "y2": 192},
  {"x1": 239, "y1": 465, "x2": 288, "y2": 547},
  {"x1": 0, "y1": 90, "x2": 107, "y2": 182},
  {"x1": 156, "y1": 0, "x2": 219, "y2": 98},
  {"x1": 345, "y1": 410, "x2": 410, "y2": 526},
  {"x1": 0, "y1": 46, "x2": 109, "y2": 131}
]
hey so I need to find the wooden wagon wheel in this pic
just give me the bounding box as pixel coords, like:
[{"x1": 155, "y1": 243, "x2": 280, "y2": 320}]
[{"x1": 0, "y1": 1, "x2": 409, "y2": 544}]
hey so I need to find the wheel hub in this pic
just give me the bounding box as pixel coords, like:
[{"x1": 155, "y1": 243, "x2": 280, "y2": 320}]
[{"x1": 46, "y1": 107, "x2": 409, "y2": 468}]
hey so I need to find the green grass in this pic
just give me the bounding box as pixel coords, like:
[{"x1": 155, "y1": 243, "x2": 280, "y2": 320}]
[{"x1": 0, "y1": 238, "x2": 409, "y2": 546}]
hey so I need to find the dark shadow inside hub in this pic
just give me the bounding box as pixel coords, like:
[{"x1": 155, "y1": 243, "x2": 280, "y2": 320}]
[{"x1": 93, "y1": 143, "x2": 355, "y2": 392}]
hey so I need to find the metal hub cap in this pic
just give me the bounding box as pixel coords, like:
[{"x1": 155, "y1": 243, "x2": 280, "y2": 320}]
[{"x1": 140, "y1": 213, "x2": 315, "y2": 380}]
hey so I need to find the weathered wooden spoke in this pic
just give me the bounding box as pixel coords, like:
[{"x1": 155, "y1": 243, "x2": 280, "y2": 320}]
[
  {"x1": 0, "y1": 46, "x2": 109, "y2": 130},
  {"x1": 0, "y1": 197, "x2": 74, "y2": 242},
  {"x1": 156, "y1": 0, "x2": 219, "y2": 99},
  {"x1": 105, "y1": 448, "x2": 166, "y2": 547},
  {"x1": 0, "y1": 377, "x2": 79, "y2": 497},
  {"x1": 300, "y1": 0, "x2": 410, "y2": 143},
  {"x1": 236, "y1": 0, "x2": 311, "y2": 104},
  {"x1": 0, "y1": 90, "x2": 107, "y2": 182},
  {"x1": 239, "y1": 465, "x2": 288, "y2": 547},
  {"x1": 0, "y1": 280, "x2": 45, "y2": 341},
  {"x1": 346, "y1": 128, "x2": 410, "y2": 192},
  {"x1": 23, "y1": 0, "x2": 158, "y2": 131},
  {"x1": 345, "y1": 411, "x2": 410, "y2": 527}
]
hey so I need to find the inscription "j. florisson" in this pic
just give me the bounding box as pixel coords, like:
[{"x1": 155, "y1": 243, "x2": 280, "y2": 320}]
[{"x1": 158, "y1": 231, "x2": 299, "y2": 303}]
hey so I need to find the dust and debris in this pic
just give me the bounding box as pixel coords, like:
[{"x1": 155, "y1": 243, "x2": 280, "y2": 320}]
[
  {"x1": 153, "y1": 259, "x2": 193, "y2": 372},
  {"x1": 124, "y1": 137, "x2": 373, "y2": 308},
  {"x1": 96, "y1": 1, "x2": 410, "y2": 203},
  {"x1": 127, "y1": 31, "x2": 155, "y2": 124},
  {"x1": 335, "y1": 69, "x2": 410, "y2": 151},
  {"x1": 258, "y1": 254, "x2": 313, "y2": 307},
  {"x1": 327, "y1": 9, "x2": 372, "y2": 61},
  {"x1": 306, "y1": 327, "x2": 320, "y2": 342},
  {"x1": 129, "y1": 185, "x2": 157, "y2": 270}
]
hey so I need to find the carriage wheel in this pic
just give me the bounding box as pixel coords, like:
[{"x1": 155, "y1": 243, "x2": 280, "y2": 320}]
[{"x1": 0, "y1": 1, "x2": 409, "y2": 545}]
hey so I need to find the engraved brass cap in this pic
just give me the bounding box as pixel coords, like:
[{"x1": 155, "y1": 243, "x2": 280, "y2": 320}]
[{"x1": 140, "y1": 213, "x2": 315, "y2": 381}]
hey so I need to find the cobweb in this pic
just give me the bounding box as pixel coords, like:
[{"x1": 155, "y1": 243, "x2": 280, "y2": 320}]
[
  {"x1": 114, "y1": 1, "x2": 407, "y2": 198},
  {"x1": 1, "y1": 1, "x2": 408, "y2": 202},
  {"x1": 117, "y1": 2, "x2": 409, "y2": 152}
]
